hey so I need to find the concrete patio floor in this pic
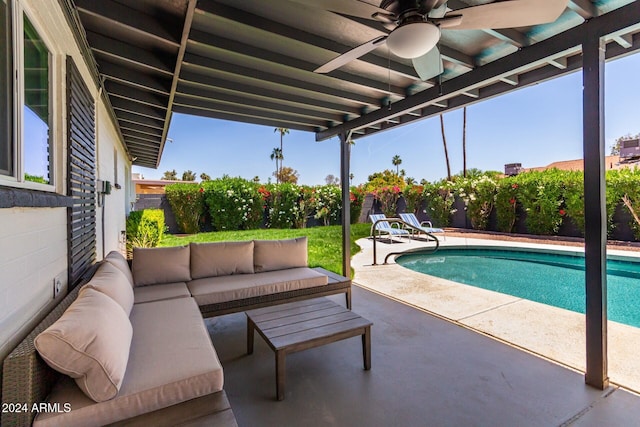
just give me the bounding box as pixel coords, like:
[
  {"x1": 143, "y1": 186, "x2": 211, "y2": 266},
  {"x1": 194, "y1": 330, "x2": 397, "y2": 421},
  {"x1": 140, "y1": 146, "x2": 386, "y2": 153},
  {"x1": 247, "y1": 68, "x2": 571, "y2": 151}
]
[
  {"x1": 351, "y1": 234, "x2": 640, "y2": 394},
  {"x1": 206, "y1": 286, "x2": 640, "y2": 426}
]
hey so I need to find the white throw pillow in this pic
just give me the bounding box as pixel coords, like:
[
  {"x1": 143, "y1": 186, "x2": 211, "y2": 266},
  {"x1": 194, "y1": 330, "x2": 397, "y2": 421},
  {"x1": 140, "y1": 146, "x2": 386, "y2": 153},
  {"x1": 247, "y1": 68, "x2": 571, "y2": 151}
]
[
  {"x1": 34, "y1": 288, "x2": 133, "y2": 402},
  {"x1": 83, "y1": 262, "x2": 134, "y2": 315}
]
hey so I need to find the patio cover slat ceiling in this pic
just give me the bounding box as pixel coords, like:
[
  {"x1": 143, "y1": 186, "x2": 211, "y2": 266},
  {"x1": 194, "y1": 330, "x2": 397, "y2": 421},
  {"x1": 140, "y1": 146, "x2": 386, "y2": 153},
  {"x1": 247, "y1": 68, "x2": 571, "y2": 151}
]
[{"x1": 70, "y1": 0, "x2": 640, "y2": 168}]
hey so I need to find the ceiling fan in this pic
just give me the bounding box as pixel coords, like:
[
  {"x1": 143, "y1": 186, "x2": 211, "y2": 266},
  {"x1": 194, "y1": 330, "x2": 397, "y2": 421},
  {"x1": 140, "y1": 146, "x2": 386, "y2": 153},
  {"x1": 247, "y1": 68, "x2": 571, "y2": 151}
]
[{"x1": 306, "y1": 0, "x2": 569, "y2": 81}]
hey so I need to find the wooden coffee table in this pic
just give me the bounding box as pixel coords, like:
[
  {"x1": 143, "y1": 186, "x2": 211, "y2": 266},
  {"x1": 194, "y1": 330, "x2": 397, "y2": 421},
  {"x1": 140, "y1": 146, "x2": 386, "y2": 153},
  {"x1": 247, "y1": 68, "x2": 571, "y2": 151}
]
[{"x1": 246, "y1": 297, "x2": 372, "y2": 400}]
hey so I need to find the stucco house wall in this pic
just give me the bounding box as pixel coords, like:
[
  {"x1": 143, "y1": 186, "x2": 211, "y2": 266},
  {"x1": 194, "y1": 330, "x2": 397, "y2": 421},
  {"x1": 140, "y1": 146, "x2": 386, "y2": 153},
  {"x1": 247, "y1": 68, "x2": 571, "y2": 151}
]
[{"x1": 0, "y1": 0, "x2": 131, "y2": 363}]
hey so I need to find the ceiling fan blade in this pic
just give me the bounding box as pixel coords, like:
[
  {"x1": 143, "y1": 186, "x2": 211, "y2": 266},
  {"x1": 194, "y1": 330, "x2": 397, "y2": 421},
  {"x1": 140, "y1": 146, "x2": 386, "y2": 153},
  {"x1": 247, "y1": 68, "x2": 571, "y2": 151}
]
[
  {"x1": 372, "y1": 11, "x2": 397, "y2": 24},
  {"x1": 433, "y1": 15, "x2": 463, "y2": 29},
  {"x1": 315, "y1": 36, "x2": 388, "y2": 74},
  {"x1": 445, "y1": 0, "x2": 569, "y2": 30},
  {"x1": 288, "y1": 0, "x2": 387, "y2": 20},
  {"x1": 382, "y1": 21, "x2": 397, "y2": 32},
  {"x1": 412, "y1": 46, "x2": 443, "y2": 81}
]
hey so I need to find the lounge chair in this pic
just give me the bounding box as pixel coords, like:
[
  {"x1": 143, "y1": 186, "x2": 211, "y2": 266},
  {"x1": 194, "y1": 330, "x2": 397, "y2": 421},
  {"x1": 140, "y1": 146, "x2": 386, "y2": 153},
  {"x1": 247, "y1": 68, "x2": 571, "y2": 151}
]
[
  {"x1": 398, "y1": 212, "x2": 446, "y2": 241},
  {"x1": 369, "y1": 214, "x2": 410, "y2": 243}
]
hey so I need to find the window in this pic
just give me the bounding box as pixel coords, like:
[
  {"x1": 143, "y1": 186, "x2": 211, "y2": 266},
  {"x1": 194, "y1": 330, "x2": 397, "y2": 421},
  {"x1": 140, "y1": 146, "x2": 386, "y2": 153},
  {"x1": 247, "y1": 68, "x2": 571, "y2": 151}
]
[
  {"x1": 0, "y1": 0, "x2": 11, "y2": 176},
  {"x1": 23, "y1": 15, "x2": 51, "y2": 184},
  {"x1": 1, "y1": 1, "x2": 54, "y2": 188}
]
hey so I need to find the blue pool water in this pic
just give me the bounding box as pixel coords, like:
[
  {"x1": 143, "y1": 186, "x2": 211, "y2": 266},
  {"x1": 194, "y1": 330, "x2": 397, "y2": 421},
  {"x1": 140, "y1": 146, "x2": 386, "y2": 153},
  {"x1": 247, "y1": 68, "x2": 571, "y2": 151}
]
[{"x1": 396, "y1": 248, "x2": 640, "y2": 328}]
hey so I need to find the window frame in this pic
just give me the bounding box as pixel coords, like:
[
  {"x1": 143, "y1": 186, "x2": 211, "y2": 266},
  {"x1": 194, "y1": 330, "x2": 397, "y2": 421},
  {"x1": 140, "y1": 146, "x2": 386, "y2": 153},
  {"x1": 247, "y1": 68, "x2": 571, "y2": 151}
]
[
  {"x1": 0, "y1": 0, "x2": 59, "y2": 193},
  {"x1": 0, "y1": 0, "x2": 15, "y2": 177}
]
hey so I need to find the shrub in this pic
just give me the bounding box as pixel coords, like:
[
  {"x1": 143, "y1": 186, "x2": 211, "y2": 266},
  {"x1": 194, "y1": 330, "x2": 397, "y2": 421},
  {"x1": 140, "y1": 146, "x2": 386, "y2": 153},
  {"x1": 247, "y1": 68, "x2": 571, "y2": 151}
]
[
  {"x1": 423, "y1": 180, "x2": 456, "y2": 227},
  {"x1": 562, "y1": 171, "x2": 585, "y2": 235},
  {"x1": 312, "y1": 185, "x2": 342, "y2": 226},
  {"x1": 268, "y1": 183, "x2": 304, "y2": 229},
  {"x1": 608, "y1": 168, "x2": 640, "y2": 240},
  {"x1": 165, "y1": 183, "x2": 205, "y2": 234},
  {"x1": 297, "y1": 186, "x2": 316, "y2": 228},
  {"x1": 456, "y1": 174, "x2": 497, "y2": 230},
  {"x1": 125, "y1": 209, "x2": 165, "y2": 258},
  {"x1": 204, "y1": 177, "x2": 263, "y2": 231},
  {"x1": 495, "y1": 177, "x2": 520, "y2": 233},
  {"x1": 372, "y1": 185, "x2": 401, "y2": 217},
  {"x1": 517, "y1": 170, "x2": 565, "y2": 235},
  {"x1": 364, "y1": 169, "x2": 405, "y2": 192},
  {"x1": 403, "y1": 184, "x2": 424, "y2": 215},
  {"x1": 349, "y1": 186, "x2": 367, "y2": 224}
]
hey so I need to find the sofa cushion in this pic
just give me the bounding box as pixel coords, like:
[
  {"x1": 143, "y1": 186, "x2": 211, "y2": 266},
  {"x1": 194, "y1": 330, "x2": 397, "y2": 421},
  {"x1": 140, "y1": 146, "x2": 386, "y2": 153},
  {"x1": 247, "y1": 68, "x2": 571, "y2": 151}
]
[
  {"x1": 253, "y1": 237, "x2": 308, "y2": 272},
  {"x1": 33, "y1": 297, "x2": 224, "y2": 427},
  {"x1": 190, "y1": 240, "x2": 254, "y2": 279},
  {"x1": 83, "y1": 262, "x2": 134, "y2": 315},
  {"x1": 34, "y1": 288, "x2": 133, "y2": 403},
  {"x1": 132, "y1": 245, "x2": 191, "y2": 286},
  {"x1": 133, "y1": 282, "x2": 191, "y2": 304},
  {"x1": 104, "y1": 250, "x2": 134, "y2": 286},
  {"x1": 188, "y1": 267, "x2": 328, "y2": 306}
]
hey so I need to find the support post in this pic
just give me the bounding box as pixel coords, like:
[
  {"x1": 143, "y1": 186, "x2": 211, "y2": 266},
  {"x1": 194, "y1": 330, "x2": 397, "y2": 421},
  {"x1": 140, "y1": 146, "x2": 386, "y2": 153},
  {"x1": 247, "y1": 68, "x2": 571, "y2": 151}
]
[
  {"x1": 582, "y1": 34, "x2": 608, "y2": 389},
  {"x1": 339, "y1": 132, "x2": 352, "y2": 278}
]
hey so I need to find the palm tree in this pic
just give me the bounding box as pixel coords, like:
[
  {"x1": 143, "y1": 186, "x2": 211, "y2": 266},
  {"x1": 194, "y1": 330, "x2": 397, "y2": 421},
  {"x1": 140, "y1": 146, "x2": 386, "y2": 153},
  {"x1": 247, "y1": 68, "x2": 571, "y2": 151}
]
[
  {"x1": 161, "y1": 169, "x2": 178, "y2": 180},
  {"x1": 274, "y1": 128, "x2": 289, "y2": 175},
  {"x1": 392, "y1": 155, "x2": 402, "y2": 175},
  {"x1": 182, "y1": 170, "x2": 196, "y2": 181},
  {"x1": 439, "y1": 114, "x2": 452, "y2": 180},
  {"x1": 462, "y1": 106, "x2": 467, "y2": 178},
  {"x1": 270, "y1": 147, "x2": 283, "y2": 184}
]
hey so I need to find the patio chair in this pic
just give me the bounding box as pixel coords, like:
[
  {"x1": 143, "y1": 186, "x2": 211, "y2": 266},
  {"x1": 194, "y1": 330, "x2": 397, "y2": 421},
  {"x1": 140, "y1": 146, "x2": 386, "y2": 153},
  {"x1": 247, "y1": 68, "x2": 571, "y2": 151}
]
[
  {"x1": 398, "y1": 212, "x2": 446, "y2": 241},
  {"x1": 369, "y1": 214, "x2": 410, "y2": 243}
]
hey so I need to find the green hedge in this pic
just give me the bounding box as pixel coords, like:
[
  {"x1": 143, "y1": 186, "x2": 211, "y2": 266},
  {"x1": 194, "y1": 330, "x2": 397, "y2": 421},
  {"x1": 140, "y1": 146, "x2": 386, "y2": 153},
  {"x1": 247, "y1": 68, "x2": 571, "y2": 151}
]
[
  {"x1": 160, "y1": 168, "x2": 640, "y2": 240},
  {"x1": 163, "y1": 181, "x2": 365, "y2": 231},
  {"x1": 607, "y1": 168, "x2": 640, "y2": 240},
  {"x1": 204, "y1": 177, "x2": 263, "y2": 231},
  {"x1": 126, "y1": 209, "x2": 165, "y2": 257},
  {"x1": 423, "y1": 180, "x2": 456, "y2": 227},
  {"x1": 267, "y1": 183, "x2": 304, "y2": 229},
  {"x1": 165, "y1": 183, "x2": 205, "y2": 234}
]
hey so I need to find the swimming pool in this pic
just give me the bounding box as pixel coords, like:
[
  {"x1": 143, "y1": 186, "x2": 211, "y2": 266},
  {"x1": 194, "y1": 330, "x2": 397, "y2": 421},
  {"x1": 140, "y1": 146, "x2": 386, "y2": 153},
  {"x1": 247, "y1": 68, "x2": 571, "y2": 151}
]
[{"x1": 396, "y1": 247, "x2": 640, "y2": 328}]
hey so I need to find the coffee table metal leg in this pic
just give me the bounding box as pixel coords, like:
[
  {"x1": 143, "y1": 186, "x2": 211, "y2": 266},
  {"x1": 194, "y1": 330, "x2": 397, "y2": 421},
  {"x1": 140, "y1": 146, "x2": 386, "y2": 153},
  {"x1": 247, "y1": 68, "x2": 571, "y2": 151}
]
[
  {"x1": 247, "y1": 317, "x2": 255, "y2": 355},
  {"x1": 363, "y1": 326, "x2": 371, "y2": 370},
  {"x1": 276, "y1": 350, "x2": 286, "y2": 400}
]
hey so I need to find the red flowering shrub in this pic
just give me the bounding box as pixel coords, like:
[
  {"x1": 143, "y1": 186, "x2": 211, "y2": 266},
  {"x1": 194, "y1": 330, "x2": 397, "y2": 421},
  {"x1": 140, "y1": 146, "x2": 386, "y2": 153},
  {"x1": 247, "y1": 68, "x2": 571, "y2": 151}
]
[{"x1": 165, "y1": 183, "x2": 205, "y2": 234}]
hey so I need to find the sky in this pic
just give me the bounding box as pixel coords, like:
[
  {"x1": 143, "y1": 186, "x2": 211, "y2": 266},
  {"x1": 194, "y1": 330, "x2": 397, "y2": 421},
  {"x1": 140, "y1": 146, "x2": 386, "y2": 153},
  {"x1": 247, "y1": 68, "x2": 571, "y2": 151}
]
[{"x1": 133, "y1": 52, "x2": 640, "y2": 186}]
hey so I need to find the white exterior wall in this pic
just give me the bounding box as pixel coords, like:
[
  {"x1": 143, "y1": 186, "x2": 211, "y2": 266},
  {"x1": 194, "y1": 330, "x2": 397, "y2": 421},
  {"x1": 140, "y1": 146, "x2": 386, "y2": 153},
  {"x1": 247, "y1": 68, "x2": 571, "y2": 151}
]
[
  {"x1": 95, "y1": 101, "x2": 129, "y2": 259},
  {"x1": 0, "y1": 0, "x2": 130, "y2": 357},
  {"x1": 0, "y1": 208, "x2": 67, "y2": 349}
]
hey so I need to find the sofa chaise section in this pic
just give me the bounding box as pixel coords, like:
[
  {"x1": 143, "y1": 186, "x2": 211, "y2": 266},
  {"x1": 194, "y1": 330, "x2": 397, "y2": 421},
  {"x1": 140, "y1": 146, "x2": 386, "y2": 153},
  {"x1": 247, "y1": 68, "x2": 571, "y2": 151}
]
[{"x1": 34, "y1": 297, "x2": 225, "y2": 427}]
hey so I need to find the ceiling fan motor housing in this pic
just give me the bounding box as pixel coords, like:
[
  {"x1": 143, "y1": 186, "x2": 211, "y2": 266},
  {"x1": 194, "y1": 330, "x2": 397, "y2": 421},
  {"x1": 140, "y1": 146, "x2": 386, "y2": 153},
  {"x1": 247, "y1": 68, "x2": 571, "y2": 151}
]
[
  {"x1": 387, "y1": 19, "x2": 440, "y2": 58},
  {"x1": 380, "y1": 0, "x2": 445, "y2": 17}
]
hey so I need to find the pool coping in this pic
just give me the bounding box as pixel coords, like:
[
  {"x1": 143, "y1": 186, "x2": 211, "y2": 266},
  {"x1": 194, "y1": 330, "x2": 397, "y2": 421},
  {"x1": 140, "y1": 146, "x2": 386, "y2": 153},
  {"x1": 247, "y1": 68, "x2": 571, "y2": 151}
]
[{"x1": 351, "y1": 235, "x2": 640, "y2": 394}]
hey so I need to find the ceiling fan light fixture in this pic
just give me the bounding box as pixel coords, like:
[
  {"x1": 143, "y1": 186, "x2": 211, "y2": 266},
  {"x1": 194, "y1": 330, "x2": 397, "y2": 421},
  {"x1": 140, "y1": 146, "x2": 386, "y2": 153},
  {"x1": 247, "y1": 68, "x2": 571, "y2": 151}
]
[{"x1": 386, "y1": 21, "x2": 440, "y2": 59}]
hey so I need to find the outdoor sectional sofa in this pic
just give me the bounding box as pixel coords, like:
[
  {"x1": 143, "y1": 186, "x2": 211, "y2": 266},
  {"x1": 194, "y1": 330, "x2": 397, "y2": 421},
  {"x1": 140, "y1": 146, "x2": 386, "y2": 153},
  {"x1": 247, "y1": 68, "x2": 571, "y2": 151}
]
[{"x1": 2, "y1": 237, "x2": 351, "y2": 426}]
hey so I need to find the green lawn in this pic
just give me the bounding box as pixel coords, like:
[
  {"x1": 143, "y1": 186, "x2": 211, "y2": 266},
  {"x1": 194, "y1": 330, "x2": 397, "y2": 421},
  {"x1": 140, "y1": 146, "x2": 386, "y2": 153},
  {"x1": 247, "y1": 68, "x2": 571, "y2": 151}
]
[{"x1": 159, "y1": 223, "x2": 372, "y2": 276}]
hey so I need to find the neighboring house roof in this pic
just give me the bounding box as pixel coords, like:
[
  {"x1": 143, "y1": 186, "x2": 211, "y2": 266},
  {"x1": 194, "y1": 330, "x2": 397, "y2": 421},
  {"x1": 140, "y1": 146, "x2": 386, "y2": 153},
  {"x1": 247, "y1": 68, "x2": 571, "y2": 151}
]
[
  {"x1": 524, "y1": 156, "x2": 634, "y2": 172},
  {"x1": 133, "y1": 179, "x2": 195, "y2": 186}
]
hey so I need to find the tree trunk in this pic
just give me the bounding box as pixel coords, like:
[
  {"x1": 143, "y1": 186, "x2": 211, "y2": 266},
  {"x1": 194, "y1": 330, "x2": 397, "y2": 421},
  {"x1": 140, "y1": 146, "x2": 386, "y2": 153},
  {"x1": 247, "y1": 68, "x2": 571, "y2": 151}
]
[
  {"x1": 279, "y1": 134, "x2": 283, "y2": 176},
  {"x1": 439, "y1": 114, "x2": 452, "y2": 180},
  {"x1": 462, "y1": 107, "x2": 467, "y2": 178}
]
